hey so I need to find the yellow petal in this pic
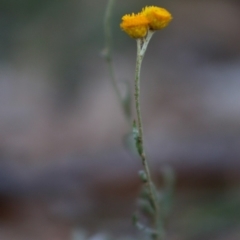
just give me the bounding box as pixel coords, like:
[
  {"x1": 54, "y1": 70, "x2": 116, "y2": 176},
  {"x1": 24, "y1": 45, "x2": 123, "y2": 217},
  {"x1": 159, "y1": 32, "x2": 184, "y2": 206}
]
[
  {"x1": 120, "y1": 13, "x2": 149, "y2": 39},
  {"x1": 142, "y1": 6, "x2": 172, "y2": 30}
]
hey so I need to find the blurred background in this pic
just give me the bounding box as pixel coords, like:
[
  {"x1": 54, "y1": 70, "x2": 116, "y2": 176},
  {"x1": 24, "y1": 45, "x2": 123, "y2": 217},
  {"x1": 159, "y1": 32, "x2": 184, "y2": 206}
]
[{"x1": 0, "y1": 0, "x2": 240, "y2": 239}]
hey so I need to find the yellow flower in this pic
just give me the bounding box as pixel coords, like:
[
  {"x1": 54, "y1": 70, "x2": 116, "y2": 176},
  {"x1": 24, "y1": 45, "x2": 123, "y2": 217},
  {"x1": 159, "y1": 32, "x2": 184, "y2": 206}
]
[
  {"x1": 120, "y1": 13, "x2": 149, "y2": 39},
  {"x1": 142, "y1": 6, "x2": 172, "y2": 30}
]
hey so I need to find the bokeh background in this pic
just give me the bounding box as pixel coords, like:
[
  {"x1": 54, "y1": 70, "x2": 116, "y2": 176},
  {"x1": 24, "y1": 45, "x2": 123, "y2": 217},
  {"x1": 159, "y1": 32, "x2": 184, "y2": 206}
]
[{"x1": 1, "y1": 0, "x2": 240, "y2": 239}]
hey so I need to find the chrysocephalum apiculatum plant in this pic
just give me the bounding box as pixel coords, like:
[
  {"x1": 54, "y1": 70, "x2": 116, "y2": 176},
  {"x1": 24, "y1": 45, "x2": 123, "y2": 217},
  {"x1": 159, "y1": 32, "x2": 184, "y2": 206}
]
[
  {"x1": 120, "y1": 6, "x2": 172, "y2": 240},
  {"x1": 104, "y1": 2, "x2": 174, "y2": 240}
]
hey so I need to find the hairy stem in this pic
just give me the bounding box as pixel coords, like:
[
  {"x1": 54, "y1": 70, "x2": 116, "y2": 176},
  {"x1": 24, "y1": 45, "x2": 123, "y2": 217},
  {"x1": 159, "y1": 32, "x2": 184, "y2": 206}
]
[{"x1": 135, "y1": 33, "x2": 163, "y2": 240}]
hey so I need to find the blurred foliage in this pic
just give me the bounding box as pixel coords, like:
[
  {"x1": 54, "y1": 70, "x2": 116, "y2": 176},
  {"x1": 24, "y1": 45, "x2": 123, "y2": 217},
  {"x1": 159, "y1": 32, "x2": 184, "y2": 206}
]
[
  {"x1": 0, "y1": 0, "x2": 85, "y2": 108},
  {"x1": 175, "y1": 190, "x2": 240, "y2": 240},
  {"x1": 0, "y1": 0, "x2": 63, "y2": 19},
  {"x1": 0, "y1": 0, "x2": 64, "y2": 59}
]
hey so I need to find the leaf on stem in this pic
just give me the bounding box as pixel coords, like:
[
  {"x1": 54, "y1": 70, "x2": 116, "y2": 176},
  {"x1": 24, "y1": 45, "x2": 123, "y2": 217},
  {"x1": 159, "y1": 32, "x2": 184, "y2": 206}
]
[
  {"x1": 132, "y1": 214, "x2": 158, "y2": 239},
  {"x1": 138, "y1": 170, "x2": 147, "y2": 183},
  {"x1": 132, "y1": 120, "x2": 143, "y2": 156}
]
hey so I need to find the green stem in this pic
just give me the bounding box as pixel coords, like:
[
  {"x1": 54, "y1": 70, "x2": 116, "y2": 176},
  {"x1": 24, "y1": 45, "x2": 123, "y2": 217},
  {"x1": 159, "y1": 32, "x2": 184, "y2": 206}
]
[
  {"x1": 104, "y1": 0, "x2": 120, "y2": 98},
  {"x1": 104, "y1": 0, "x2": 131, "y2": 122},
  {"x1": 134, "y1": 32, "x2": 163, "y2": 240}
]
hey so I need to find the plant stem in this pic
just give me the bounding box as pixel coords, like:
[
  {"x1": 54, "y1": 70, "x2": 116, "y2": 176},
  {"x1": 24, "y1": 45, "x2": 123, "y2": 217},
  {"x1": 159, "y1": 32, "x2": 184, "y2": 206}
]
[
  {"x1": 104, "y1": 0, "x2": 120, "y2": 98},
  {"x1": 104, "y1": 0, "x2": 132, "y2": 122},
  {"x1": 134, "y1": 32, "x2": 163, "y2": 240}
]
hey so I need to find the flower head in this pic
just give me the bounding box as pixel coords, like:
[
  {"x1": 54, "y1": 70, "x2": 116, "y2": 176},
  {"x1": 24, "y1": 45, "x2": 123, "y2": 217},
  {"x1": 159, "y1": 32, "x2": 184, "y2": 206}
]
[
  {"x1": 142, "y1": 6, "x2": 172, "y2": 30},
  {"x1": 120, "y1": 13, "x2": 149, "y2": 39}
]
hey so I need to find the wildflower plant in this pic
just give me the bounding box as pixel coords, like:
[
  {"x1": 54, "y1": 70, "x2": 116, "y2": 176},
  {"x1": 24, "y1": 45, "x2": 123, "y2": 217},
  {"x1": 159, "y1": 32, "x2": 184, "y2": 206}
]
[{"x1": 104, "y1": 2, "x2": 174, "y2": 240}]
